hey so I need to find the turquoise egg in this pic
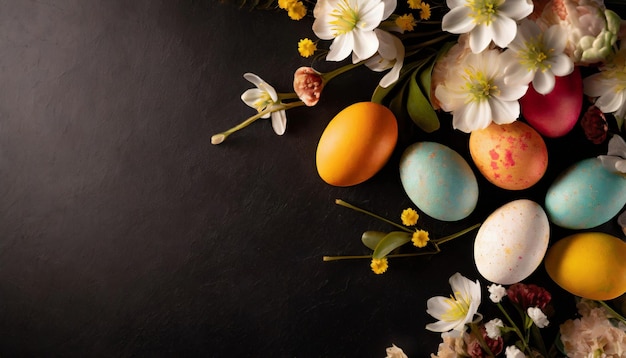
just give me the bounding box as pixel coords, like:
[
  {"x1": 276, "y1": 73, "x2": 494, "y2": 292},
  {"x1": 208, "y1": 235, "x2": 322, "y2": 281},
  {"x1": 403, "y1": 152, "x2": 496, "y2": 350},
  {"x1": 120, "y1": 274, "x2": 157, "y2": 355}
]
[
  {"x1": 399, "y1": 142, "x2": 478, "y2": 221},
  {"x1": 545, "y1": 158, "x2": 626, "y2": 229}
]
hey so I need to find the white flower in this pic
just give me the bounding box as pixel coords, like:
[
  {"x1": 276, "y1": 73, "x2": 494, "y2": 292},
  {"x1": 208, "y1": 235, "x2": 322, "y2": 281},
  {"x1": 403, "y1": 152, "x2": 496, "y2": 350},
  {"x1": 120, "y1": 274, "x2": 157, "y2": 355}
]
[
  {"x1": 312, "y1": 0, "x2": 397, "y2": 63},
  {"x1": 240, "y1": 73, "x2": 287, "y2": 135},
  {"x1": 488, "y1": 284, "x2": 507, "y2": 303},
  {"x1": 505, "y1": 345, "x2": 525, "y2": 358},
  {"x1": 598, "y1": 135, "x2": 626, "y2": 173},
  {"x1": 527, "y1": 307, "x2": 549, "y2": 328},
  {"x1": 503, "y1": 20, "x2": 573, "y2": 95},
  {"x1": 441, "y1": 0, "x2": 534, "y2": 54},
  {"x1": 485, "y1": 318, "x2": 504, "y2": 339},
  {"x1": 583, "y1": 45, "x2": 626, "y2": 122},
  {"x1": 385, "y1": 344, "x2": 408, "y2": 358},
  {"x1": 434, "y1": 49, "x2": 528, "y2": 133},
  {"x1": 426, "y1": 272, "x2": 482, "y2": 332},
  {"x1": 364, "y1": 29, "x2": 405, "y2": 88}
]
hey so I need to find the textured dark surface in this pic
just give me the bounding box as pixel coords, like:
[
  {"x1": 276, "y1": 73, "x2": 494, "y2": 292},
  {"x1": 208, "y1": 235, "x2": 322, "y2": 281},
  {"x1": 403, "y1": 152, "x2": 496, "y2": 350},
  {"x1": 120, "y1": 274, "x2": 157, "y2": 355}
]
[{"x1": 0, "y1": 1, "x2": 623, "y2": 357}]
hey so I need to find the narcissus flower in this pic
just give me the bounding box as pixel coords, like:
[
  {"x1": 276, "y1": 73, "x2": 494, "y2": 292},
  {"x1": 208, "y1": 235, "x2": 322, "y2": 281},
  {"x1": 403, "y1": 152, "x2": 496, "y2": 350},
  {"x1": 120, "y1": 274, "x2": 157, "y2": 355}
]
[
  {"x1": 434, "y1": 49, "x2": 528, "y2": 133},
  {"x1": 312, "y1": 0, "x2": 396, "y2": 63},
  {"x1": 426, "y1": 272, "x2": 482, "y2": 332},
  {"x1": 441, "y1": 0, "x2": 534, "y2": 54},
  {"x1": 503, "y1": 20, "x2": 573, "y2": 95}
]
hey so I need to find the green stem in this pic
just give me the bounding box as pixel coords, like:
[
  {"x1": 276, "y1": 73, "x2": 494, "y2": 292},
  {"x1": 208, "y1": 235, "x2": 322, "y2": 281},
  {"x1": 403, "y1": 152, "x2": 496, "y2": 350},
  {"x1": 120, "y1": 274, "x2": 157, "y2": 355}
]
[
  {"x1": 323, "y1": 62, "x2": 363, "y2": 84},
  {"x1": 433, "y1": 223, "x2": 481, "y2": 245},
  {"x1": 335, "y1": 199, "x2": 413, "y2": 233},
  {"x1": 211, "y1": 101, "x2": 306, "y2": 144},
  {"x1": 277, "y1": 92, "x2": 300, "y2": 100},
  {"x1": 469, "y1": 323, "x2": 495, "y2": 358},
  {"x1": 497, "y1": 303, "x2": 534, "y2": 357},
  {"x1": 323, "y1": 251, "x2": 438, "y2": 261},
  {"x1": 598, "y1": 300, "x2": 626, "y2": 324}
]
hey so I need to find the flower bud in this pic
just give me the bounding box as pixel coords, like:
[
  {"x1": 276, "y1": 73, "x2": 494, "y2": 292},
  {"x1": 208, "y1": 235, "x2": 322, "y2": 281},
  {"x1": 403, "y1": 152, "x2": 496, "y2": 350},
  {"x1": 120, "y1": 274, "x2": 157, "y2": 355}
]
[{"x1": 293, "y1": 67, "x2": 324, "y2": 106}]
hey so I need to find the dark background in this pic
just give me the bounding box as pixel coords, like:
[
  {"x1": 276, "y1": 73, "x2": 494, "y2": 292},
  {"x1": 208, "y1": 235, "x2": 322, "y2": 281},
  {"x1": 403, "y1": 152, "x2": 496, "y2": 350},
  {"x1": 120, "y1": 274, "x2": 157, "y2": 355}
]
[{"x1": 0, "y1": 1, "x2": 623, "y2": 356}]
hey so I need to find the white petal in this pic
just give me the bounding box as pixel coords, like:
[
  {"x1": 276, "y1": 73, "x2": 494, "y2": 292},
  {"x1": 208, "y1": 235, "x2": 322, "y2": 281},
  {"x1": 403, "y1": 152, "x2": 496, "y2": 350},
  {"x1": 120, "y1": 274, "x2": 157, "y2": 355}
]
[
  {"x1": 532, "y1": 71, "x2": 556, "y2": 95},
  {"x1": 489, "y1": 97, "x2": 520, "y2": 124},
  {"x1": 258, "y1": 81, "x2": 278, "y2": 102},
  {"x1": 599, "y1": 156, "x2": 626, "y2": 173},
  {"x1": 442, "y1": 6, "x2": 475, "y2": 34},
  {"x1": 469, "y1": 24, "x2": 493, "y2": 53},
  {"x1": 425, "y1": 320, "x2": 461, "y2": 332},
  {"x1": 583, "y1": 73, "x2": 609, "y2": 97},
  {"x1": 381, "y1": 0, "x2": 396, "y2": 19},
  {"x1": 426, "y1": 296, "x2": 454, "y2": 319},
  {"x1": 499, "y1": 0, "x2": 533, "y2": 20},
  {"x1": 327, "y1": 34, "x2": 354, "y2": 62},
  {"x1": 271, "y1": 110, "x2": 287, "y2": 135},
  {"x1": 453, "y1": 101, "x2": 491, "y2": 132},
  {"x1": 596, "y1": 91, "x2": 624, "y2": 114},
  {"x1": 607, "y1": 135, "x2": 626, "y2": 157},
  {"x1": 544, "y1": 25, "x2": 567, "y2": 54},
  {"x1": 504, "y1": 62, "x2": 535, "y2": 86},
  {"x1": 446, "y1": 0, "x2": 466, "y2": 8},
  {"x1": 547, "y1": 55, "x2": 574, "y2": 77},
  {"x1": 498, "y1": 82, "x2": 528, "y2": 101},
  {"x1": 351, "y1": 29, "x2": 379, "y2": 62},
  {"x1": 241, "y1": 88, "x2": 264, "y2": 107},
  {"x1": 243, "y1": 72, "x2": 264, "y2": 87},
  {"x1": 491, "y1": 15, "x2": 517, "y2": 48},
  {"x1": 357, "y1": 0, "x2": 385, "y2": 31}
]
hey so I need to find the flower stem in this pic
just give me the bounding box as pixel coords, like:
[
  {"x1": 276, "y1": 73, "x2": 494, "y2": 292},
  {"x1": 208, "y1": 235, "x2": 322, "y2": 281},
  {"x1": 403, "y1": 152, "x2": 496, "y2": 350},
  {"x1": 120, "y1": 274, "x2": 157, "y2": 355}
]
[
  {"x1": 323, "y1": 62, "x2": 363, "y2": 84},
  {"x1": 598, "y1": 300, "x2": 626, "y2": 324},
  {"x1": 335, "y1": 199, "x2": 412, "y2": 233},
  {"x1": 433, "y1": 223, "x2": 481, "y2": 245},
  {"x1": 469, "y1": 323, "x2": 495, "y2": 358},
  {"x1": 211, "y1": 101, "x2": 305, "y2": 144},
  {"x1": 323, "y1": 251, "x2": 438, "y2": 261},
  {"x1": 496, "y1": 303, "x2": 534, "y2": 357}
]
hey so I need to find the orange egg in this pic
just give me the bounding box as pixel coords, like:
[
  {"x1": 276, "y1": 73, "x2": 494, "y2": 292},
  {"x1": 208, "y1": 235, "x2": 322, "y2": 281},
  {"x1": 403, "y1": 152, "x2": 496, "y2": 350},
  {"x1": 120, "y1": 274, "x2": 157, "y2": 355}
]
[
  {"x1": 316, "y1": 102, "x2": 398, "y2": 187},
  {"x1": 469, "y1": 121, "x2": 547, "y2": 190}
]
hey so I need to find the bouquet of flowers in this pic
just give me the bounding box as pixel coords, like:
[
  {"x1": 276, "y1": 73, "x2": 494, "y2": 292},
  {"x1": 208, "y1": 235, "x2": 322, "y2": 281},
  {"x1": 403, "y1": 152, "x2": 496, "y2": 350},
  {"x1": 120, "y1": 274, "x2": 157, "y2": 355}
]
[{"x1": 213, "y1": 0, "x2": 626, "y2": 355}]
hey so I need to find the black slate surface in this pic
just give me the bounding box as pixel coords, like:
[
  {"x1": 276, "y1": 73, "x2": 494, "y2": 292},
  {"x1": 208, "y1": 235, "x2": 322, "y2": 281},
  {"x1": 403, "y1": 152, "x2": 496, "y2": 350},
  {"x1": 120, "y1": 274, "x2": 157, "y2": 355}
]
[{"x1": 0, "y1": 1, "x2": 623, "y2": 356}]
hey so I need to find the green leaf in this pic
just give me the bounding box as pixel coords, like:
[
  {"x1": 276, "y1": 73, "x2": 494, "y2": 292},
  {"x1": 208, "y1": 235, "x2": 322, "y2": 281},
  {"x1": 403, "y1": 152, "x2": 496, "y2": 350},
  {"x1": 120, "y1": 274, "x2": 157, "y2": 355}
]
[
  {"x1": 371, "y1": 60, "x2": 427, "y2": 105},
  {"x1": 389, "y1": 80, "x2": 409, "y2": 125},
  {"x1": 361, "y1": 231, "x2": 387, "y2": 250},
  {"x1": 372, "y1": 231, "x2": 412, "y2": 259},
  {"x1": 407, "y1": 68, "x2": 440, "y2": 133}
]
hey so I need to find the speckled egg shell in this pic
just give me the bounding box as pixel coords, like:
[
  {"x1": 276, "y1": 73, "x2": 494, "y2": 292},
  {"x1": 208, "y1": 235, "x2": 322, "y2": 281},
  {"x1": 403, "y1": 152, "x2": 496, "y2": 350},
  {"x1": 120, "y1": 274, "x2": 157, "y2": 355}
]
[
  {"x1": 545, "y1": 158, "x2": 626, "y2": 229},
  {"x1": 399, "y1": 142, "x2": 478, "y2": 221},
  {"x1": 474, "y1": 199, "x2": 550, "y2": 285}
]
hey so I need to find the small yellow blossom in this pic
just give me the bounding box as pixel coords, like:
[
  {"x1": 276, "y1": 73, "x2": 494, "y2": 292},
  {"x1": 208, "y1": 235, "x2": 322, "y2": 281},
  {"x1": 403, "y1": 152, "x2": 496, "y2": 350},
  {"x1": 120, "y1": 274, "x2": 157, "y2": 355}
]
[
  {"x1": 401, "y1": 208, "x2": 419, "y2": 226},
  {"x1": 420, "y1": 2, "x2": 431, "y2": 20},
  {"x1": 407, "y1": 0, "x2": 422, "y2": 9},
  {"x1": 287, "y1": 1, "x2": 307, "y2": 20},
  {"x1": 395, "y1": 13, "x2": 417, "y2": 32},
  {"x1": 371, "y1": 257, "x2": 388, "y2": 274},
  {"x1": 412, "y1": 230, "x2": 430, "y2": 248},
  {"x1": 278, "y1": 0, "x2": 296, "y2": 9},
  {"x1": 298, "y1": 38, "x2": 317, "y2": 58}
]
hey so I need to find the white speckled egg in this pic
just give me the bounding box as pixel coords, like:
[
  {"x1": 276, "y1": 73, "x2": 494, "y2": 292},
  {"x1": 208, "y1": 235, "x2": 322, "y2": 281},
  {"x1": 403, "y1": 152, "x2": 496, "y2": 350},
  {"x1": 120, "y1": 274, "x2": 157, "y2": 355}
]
[
  {"x1": 399, "y1": 142, "x2": 478, "y2": 221},
  {"x1": 474, "y1": 199, "x2": 550, "y2": 284}
]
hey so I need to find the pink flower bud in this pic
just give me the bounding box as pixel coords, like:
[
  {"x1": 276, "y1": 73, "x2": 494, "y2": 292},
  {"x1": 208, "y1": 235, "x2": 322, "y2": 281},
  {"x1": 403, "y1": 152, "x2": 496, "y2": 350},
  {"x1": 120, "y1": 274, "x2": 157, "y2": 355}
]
[{"x1": 293, "y1": 67, "x2": 324, "y2": 107}]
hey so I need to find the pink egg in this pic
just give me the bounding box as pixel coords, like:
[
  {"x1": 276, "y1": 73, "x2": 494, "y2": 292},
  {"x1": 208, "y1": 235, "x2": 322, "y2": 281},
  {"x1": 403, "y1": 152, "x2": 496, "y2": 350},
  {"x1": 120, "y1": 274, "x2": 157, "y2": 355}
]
[{"x1": 469, "y1": 121, "x2": 548, "y2": 190}]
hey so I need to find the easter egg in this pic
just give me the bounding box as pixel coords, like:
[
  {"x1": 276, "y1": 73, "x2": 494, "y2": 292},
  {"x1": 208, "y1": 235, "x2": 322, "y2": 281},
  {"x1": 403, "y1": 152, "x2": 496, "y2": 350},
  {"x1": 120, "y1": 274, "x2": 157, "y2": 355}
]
[
  {"x1": 545, "y1": 232, "x2": 626, "y2": 300},
  {"x1": 545, "y1": 158, "x2": 626, "y2": 229},
  {"x1": 399, "y1": 142, "x2": 478, "y2": 221},
  {"x1": 316, "y1": 102, "x2": 398, "y2": 187},
  {"x1": 474, "y1": 199, "x2": 550, "y2": 285},
  {"x1": 520, "y1": 66, "x2": 583, "y2": 138},
  {"x1": 469, "y1": 121, "x2": 548, "y2": 190}
]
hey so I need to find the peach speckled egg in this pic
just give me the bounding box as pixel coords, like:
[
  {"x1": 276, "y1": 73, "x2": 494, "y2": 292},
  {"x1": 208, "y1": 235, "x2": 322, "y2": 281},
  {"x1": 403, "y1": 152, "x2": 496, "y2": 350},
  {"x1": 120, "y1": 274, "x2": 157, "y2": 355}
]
[{"x1": 469, "y1": 121, "x2": 548, "y2": 190}]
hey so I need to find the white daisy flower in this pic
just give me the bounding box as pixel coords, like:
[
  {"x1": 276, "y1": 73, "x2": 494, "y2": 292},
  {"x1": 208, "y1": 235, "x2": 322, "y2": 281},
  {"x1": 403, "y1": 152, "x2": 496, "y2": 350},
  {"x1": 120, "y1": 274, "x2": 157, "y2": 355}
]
[
  {"x1": 434, "y1": 49, "x2": 528, "y2": 133},
  {"x1": 583, "y1": 45, "x2": 626, "y2": 122},
  {"x1": 426, "y1": 272, "x2": 482, "y2": 332},
  {"x1": 312, "y1": 0, "x2": 397, "y2": 63},
  {"x1": 442, "y1": 0, "x2": 534, "y2": 54},
  {"x1": 503, "y1": 20, "x2": 574, "y2": 95}
]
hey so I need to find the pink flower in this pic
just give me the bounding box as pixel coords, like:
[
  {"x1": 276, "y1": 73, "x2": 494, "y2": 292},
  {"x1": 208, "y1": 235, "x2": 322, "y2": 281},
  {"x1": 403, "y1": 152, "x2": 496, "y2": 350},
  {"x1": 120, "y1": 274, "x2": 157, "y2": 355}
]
[
  {"x1": 507, "y1": 283, "x2": 552, "y2": 310},
  {"x1": 293, "y1": 67, "x2": 324, "y2": 106}
]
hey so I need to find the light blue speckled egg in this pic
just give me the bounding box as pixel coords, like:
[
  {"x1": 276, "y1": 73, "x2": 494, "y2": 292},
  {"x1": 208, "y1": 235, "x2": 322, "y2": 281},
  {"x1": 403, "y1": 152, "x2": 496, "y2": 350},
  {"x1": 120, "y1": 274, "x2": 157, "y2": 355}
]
[
  {"x1": 399, "y1": 142, "x2": 478, "y2": 221},
  {"x1": 545, "y1": 158, "x2": 626, "y2": 229}
]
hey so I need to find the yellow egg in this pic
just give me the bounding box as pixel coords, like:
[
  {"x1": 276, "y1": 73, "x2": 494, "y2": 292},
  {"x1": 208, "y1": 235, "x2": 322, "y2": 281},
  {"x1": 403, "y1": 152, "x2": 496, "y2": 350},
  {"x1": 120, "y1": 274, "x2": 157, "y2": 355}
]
[
  {"x1": 469, "y1": 121, "x2": 548, "y2": 190},
  {"x1": 316, "y1": 102, "x2": 398, "y2": 187},
  {"x1": 544, "y1": 232, "x2": 626, "y2": 300}
]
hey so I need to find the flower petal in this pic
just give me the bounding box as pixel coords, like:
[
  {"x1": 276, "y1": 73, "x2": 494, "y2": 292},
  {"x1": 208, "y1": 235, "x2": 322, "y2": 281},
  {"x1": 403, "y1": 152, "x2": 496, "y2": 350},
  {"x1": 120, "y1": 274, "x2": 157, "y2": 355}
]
[
  {"x1": 498, "y1": 0, "x2": 533, "y2": 20},
  {"x1": 381, "y1": 0, "x2": 397, "y2": 19},
  {"x1": 532, "y1": 70, "x2": 556, "y2": 95},
  {"x1": 491, "y1": 15, "x2": 517, "y2": 48},
  {"x1": 596, "y1": 90, "x2": 624, "y2": 114},
  {"x1": 425, "y1": 319, "x2": 461, "y2": 332},
  {"x1": 243, "y1": 72, "x2": 264, "y2": 87},
  {"x1": 607, "y1": 134, "x2": 626, "y2": 157},
  {"x1": 442, "y1": 6, "x2": 475, "y2": 34},
  {"x1": 548, "y1": 54, "x2": 574, "y2": 77},
  {"x1": 351, "y1": 28, "x2": 380, "y2": 62},
  {"x1": 357, "y1": 0, "x2": 385, "y2": 31},
  {"x1": 583, "y1": 73, "x2": 609, "y2": 97},
  {"x1": 271, "y1": 109, "x2": 287, "y2": 135},
  {"x1": 241, "y1": 88, "x2": 264, "y2": 107},
  {"x1": 327, "y1": 33, "x2": 354, "y2": 62},
  {"x1": 469, "y1": 24, "x2": 493, "y2": 53},
  {"x1": 489, "y1": 97, "x2": 520, "y2": 124}
]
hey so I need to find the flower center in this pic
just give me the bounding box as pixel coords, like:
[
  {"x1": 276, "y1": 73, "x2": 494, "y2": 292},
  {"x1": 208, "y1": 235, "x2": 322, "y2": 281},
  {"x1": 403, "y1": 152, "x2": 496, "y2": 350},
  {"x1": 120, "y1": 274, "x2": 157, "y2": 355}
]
[
  {"x1": 441, "y1": 295, "x2": 469, "y2": 322},
  {"x1": 253, "y1": 92, "x2": 275, "y2": 112},
  {"x1": 519, "y1": 37, "x2": 553, "y2": 72},
  {"x1": 330, "y1": 0, "x2": 360, "y2": 35},
  {"x1": 463, "y1": 68, "x2": 499, "y2": 102},
  {"x1": 467, "y1": 0, "x2": 501, "y2": 26}
]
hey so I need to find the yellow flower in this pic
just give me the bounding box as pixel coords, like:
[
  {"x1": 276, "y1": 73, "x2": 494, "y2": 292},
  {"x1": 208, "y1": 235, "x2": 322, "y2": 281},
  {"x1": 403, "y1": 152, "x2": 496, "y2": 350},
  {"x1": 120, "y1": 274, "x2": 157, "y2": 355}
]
[
  {"x1": 412, "y1": 230, "x2": 430, "y2": 248},
  {"x1": 298, "y1": 38, "x2": 317, "y2": 58},
  {"x1": 287, "y1": 1, "x2": 307, "y2": 20},
  {"x1": 400, "y1": 208, "x2": 419, "y2": 226},
  {"x1": 278, "y1": 0, "x2": 296, "y2": 9},
  {"x1": 395, "y1": 13, "x2": 417, "y2": 32},
  {"x1": 407, "y1": 0, "x2": 422, "y2": 10},
  {"x1": 420, "y1": 2, "x2": 431, "y2": 20},
  {"x1": 371, "y1": 257, "x2": 389, "y2": 274}
]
